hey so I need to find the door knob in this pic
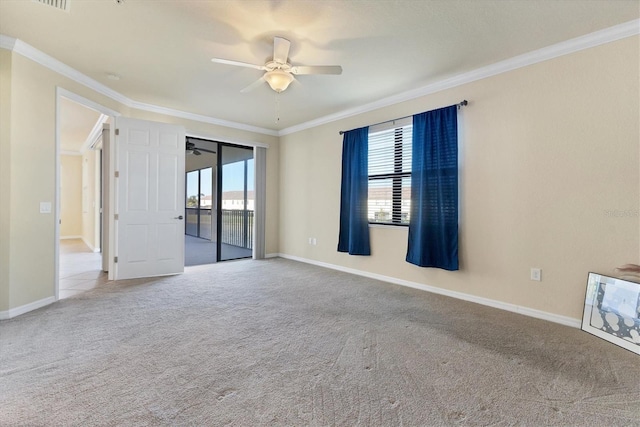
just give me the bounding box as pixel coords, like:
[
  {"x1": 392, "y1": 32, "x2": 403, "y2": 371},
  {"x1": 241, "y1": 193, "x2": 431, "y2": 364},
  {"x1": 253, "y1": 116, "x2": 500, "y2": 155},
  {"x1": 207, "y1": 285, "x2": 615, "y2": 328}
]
[{"x1": 175, "y1": 215, "x2": 183, "y2": 220}]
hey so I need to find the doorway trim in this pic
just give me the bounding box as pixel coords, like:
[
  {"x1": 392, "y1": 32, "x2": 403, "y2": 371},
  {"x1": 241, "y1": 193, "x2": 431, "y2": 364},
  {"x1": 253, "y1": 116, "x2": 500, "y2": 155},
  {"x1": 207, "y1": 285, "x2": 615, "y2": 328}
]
[{"x1": 55, "y1": 87, "x2": 120, "y2": 301}]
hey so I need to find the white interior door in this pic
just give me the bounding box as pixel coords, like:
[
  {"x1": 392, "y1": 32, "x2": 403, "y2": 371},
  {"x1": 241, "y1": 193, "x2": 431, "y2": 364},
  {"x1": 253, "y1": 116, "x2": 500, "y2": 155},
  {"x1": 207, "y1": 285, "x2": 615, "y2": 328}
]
[{"x1": 114, "y1": 117, "x2": 185, "y2": 280}]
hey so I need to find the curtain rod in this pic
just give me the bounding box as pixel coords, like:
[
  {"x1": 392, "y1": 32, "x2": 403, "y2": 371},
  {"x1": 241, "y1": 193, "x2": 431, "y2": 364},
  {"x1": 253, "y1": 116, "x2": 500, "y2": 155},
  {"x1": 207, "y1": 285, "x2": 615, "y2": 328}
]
[{"x1": 338, "y1": 100, "x2": 468, "y2": 135}]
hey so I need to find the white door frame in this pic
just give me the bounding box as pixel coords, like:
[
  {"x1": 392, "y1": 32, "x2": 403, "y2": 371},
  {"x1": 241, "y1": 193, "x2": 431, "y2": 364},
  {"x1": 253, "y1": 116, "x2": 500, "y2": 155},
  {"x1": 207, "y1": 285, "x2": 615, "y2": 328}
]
[{"x1": 55, "y1": 87, "x2": 120, "y2": 301}]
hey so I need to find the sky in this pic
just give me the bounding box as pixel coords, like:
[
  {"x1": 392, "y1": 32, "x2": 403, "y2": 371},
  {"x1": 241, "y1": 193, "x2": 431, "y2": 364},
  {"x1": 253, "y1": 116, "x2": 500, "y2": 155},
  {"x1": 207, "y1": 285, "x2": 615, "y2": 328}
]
[{"x1": 186, "y1": 158, "x2": 254, "y2": 201}]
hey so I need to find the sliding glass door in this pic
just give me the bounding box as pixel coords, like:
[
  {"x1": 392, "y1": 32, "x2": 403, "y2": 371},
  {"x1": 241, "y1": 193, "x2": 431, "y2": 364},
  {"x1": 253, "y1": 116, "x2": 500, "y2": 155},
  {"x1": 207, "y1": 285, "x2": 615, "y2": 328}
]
[
  {"x1": 218, "y1": 145, "x2": 254, "y2": 261},
  {"x1": 184, "y1": 138, "x2": 254, "y2": 264}
]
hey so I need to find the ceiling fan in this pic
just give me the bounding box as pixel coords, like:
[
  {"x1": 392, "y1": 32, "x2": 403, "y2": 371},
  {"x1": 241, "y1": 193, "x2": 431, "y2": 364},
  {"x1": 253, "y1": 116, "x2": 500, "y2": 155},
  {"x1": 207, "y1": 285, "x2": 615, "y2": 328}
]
[
  {"x1": 186, "y1": 140, "x2": 216, "y2": 156},
  {"x1": 211, "y1": 36, "x2": 342, "y2": 93}
]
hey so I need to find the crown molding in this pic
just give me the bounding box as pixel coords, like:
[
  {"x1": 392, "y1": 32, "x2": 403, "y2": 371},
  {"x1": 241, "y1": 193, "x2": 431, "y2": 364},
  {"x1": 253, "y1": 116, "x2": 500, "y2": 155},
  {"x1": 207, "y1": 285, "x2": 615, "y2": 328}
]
[
  {"x1": 128, "y1": 100, "x2": 279, "y2": 137},
  {"x1": 279, "y1": 18, "x2": 640, "y2": 136},
  {"x1": 3, "y1": 18, "x2": 638, "y2": 139},
  {"x1": 81, "y1": 114, "x2": 109, "y2": 153},
  {"x1": 0, "y1": 34, "x2": 17, "y2": 50},
  {"x1": 1, "y1": 34, "x2": 278, "y2": 137},
  {"x1": 12, "y1": 38, "x2": 130, "y2": 105}
]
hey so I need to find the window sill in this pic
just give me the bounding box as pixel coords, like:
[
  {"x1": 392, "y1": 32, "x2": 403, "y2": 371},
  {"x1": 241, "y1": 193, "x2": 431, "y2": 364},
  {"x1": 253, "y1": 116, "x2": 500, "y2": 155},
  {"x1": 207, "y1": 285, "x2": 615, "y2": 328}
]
[{"x1": 368, "y1": 223, "x2": 409, "y2": 229}]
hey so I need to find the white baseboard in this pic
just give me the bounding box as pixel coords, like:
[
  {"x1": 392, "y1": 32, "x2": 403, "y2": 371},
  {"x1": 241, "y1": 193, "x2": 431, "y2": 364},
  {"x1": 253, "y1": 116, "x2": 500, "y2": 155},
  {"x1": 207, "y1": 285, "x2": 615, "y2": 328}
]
[
  {"x1": 0, "y1": 296, "x2": 56, "y2": 320},
  {"x1": 275, "y1": 253, "x2": 581, "y2": 329},
  {"x1": 81, "y1": 237, "x2": 100, "y2": 253},
  {"x1": 60, "y1": 236, "x2": 99, "y2": 252},
  {"x1": 0, "y1": 255, "x2": 581, "y2": 327}
]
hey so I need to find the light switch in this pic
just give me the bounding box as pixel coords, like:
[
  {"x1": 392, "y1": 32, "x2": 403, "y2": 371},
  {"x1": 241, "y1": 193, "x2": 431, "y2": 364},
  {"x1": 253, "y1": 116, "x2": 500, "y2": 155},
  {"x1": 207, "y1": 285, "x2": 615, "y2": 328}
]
[
  {"x1": 40, "y1": 202, "x2": 52, "y2": 214},
  {"x1": 530, "y1": 268, "x2": 541, "y2": 281}
]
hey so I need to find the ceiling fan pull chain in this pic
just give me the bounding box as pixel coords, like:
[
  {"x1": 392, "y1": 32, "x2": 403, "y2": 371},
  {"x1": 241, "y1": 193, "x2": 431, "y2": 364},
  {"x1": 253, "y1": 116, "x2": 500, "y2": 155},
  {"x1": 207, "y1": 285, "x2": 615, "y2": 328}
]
[{"x1": 275, "y1": 92, "x2": 280, "y2": 123}]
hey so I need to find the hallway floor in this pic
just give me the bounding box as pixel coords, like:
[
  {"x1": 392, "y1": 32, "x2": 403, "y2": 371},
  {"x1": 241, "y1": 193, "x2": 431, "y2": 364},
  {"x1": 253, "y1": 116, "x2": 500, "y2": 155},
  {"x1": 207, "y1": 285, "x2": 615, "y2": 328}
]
[{"x1": 59, "y1": 239, "x2": 108, "y2": 299}]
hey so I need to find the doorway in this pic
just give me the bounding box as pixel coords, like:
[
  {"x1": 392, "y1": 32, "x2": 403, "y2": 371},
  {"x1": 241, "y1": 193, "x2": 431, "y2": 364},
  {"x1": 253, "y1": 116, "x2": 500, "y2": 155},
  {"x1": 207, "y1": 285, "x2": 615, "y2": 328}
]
[
  {"x1": 57, "y1": 96, "x2": 109, "y2": 298},
  {"x1": 55, "y1": 89, "x2": 119, "y2": 299},
  {"x1": 184, "y1": 138, "x2": 254, "y2": 265}
]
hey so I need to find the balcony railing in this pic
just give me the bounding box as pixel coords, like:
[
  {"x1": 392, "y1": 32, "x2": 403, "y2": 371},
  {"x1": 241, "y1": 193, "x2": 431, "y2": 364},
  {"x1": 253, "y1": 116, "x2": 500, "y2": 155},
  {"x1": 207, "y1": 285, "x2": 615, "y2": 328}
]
[
  {"x1": 185, "y1": 207, "x2": 212, "y2": 240},
  {"x1": 221, "y1": 209, "x2": 253, "y2": 250},
  {"x1": 186, "y1": 207, "x2": 253, "y2": 250}
]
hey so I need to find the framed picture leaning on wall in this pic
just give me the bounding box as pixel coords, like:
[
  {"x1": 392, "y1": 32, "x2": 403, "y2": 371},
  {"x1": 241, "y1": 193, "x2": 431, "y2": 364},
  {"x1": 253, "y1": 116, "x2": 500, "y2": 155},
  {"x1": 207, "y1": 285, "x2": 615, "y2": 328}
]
[{"x1": 582, "y1": 273, "x2": 640, "y2": 355}]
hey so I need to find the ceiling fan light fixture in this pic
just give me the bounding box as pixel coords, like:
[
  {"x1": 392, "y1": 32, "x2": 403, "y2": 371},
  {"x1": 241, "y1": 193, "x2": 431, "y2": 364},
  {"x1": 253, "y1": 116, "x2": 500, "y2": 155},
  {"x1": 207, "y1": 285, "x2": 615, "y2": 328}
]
[{"x1": 264, "y1": 69, "x2": 293, "y2": 93}]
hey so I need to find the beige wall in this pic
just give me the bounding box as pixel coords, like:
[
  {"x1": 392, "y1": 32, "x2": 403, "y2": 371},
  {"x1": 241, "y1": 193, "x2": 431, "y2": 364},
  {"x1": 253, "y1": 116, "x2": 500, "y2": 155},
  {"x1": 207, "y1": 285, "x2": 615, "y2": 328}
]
[
  {"x1": 81, "y1": 150, "x2": 98, "y2": 250},
  {"x1": 60, "y1": 151, "x2": 101, "y2": 249},
  {"x1": 278, "y1": 36, "x2": 640, "y2": 321},
  {"x1": 60, "y1": 155, "x2": 82, "y2": 237},
  {"x1": 2, "y1": 51, "x2": 124, "y2": 310},
  {"x1": 0, "y1": 49, "x2": 12, "y2": 311},
  {"x1": 0, "y1": 48, "x2": 279, "y2": 312}
]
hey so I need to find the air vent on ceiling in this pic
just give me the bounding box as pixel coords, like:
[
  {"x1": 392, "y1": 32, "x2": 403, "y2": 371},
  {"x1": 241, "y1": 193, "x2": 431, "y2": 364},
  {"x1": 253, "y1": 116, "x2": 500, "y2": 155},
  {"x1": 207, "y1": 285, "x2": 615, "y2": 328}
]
[{"x1": 33, "y1": 0, "x2": 70, "y2": 12}]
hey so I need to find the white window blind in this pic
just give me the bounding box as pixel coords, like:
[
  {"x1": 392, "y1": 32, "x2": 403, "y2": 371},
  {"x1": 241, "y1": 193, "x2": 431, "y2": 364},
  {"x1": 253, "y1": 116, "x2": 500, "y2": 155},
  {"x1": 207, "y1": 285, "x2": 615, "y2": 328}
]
[{"x1": 368, "y1": 122, "x2": 413, "y2": 225}]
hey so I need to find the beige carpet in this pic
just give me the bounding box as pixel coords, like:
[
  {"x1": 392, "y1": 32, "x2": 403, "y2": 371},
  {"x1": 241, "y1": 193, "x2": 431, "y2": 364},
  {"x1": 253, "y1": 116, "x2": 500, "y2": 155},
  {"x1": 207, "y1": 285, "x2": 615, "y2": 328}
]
[{"x1": 1, "y1": 258, "x2": 638, "y2": 426}]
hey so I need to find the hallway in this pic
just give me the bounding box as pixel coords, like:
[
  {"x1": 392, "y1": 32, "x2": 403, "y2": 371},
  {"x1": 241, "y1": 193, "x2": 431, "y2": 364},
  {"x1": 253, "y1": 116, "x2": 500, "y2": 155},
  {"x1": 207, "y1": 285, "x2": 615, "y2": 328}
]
[{"x1": 59, "y1": 239, "x2": 108, "y2": 299}]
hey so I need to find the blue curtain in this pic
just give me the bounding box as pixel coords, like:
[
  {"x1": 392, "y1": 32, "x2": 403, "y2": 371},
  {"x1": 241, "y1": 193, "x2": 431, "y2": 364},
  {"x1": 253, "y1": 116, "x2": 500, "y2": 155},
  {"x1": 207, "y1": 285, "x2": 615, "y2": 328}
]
[
  {"x1": 337, "y1": 127, "x2": 371, "y2": 255},
  {"x1": 406, "y1": 105, "x2": 458, "y2": 270}
]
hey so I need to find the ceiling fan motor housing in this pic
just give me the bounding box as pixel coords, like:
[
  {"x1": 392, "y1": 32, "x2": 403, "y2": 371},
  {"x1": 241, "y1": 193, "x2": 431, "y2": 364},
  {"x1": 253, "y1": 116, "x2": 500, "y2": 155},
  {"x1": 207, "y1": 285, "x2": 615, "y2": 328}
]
[
  {"x1": 211, "y1": 36, "x2": 342, "y2": 93},
  {"x1": 264, "y1": 69, "x2": 294, "y2": 92}
]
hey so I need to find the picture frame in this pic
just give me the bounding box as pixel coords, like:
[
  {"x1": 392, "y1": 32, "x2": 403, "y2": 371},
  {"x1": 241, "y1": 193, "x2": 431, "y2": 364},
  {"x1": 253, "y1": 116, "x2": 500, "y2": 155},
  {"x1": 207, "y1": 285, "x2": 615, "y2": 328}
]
[{"x1": 581, "y1": 272, "x2": 640, "y2": 355}]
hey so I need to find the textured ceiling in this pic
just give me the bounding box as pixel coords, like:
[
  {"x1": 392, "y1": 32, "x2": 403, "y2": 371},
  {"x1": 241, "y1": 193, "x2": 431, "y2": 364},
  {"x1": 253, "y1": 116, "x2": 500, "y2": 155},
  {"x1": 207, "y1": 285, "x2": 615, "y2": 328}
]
[{"x1": 1, "y1": 0, "x2": 638, "y2": 132}]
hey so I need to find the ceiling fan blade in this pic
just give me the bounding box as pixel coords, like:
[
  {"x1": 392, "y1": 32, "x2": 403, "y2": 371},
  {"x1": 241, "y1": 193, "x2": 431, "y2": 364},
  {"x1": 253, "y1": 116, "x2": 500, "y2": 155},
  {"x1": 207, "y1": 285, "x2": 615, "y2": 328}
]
[
  {"x1": 187, "y1": 140, "x2": 216, "y2": 155},
  {"x1": 211, "y1": 58, "x2": 266, "y2": 71},
  {"x1": 240, "y1": 77, "x2": 266, "y2": 93},
  {"x1": 273, "y1": 36, "x2": 291, "y2": 64},
  {"x1": 288, "y1": 75, "x2": 302, "y2": 89},
  {"x1": 196, "y1": 147, "x2": 216, "y2": 154},
  {"x1": 290, "y1": 65, "x2": 343, "y2": 75}
]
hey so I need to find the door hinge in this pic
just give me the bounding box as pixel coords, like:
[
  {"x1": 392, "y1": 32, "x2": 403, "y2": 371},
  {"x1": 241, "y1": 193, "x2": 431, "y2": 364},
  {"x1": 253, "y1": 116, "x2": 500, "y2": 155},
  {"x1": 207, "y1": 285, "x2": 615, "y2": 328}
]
[
  {"x1": 114, "y1": 256, "x2": 118, "y2": 263},
  {"x1": 114, "y1": 171, "x2": 119, "y2": 178},
  {"x1": 114, "y1": 214, "x2": 119, "y2": 220},
  {"x1": 115, "y1": 129, "x2": 120, "y2": 136}
]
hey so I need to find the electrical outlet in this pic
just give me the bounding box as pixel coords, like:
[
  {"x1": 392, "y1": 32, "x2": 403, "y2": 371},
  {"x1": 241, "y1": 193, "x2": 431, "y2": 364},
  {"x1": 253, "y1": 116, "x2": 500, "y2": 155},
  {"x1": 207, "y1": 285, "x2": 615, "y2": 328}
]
[
  {"x1": 312, "y1": 238, "x2": 317, "y2": 246},
  {"x1": 530, "y1": 268, "x2": 541, "y2": 281},
  {"x1": 308, "y1": 237, "x2": 312, "y2": 245}
]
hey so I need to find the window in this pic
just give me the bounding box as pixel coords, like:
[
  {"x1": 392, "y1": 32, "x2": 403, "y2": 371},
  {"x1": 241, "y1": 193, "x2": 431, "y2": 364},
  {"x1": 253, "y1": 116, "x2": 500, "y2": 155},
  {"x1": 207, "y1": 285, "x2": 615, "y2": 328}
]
[{"x1": 368, "y1": 119, "x2": 413, "y2": 225}]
